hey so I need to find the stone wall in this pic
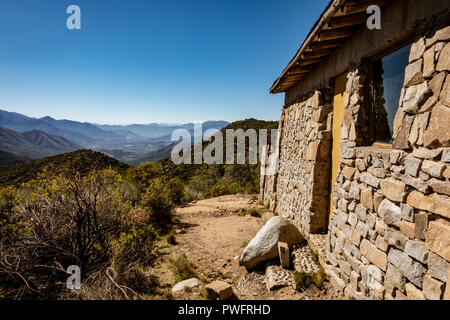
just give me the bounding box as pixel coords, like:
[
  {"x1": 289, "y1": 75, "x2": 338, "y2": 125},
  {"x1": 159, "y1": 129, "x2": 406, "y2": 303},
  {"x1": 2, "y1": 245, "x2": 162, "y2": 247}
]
[
  {"x1": 261, "y1": 21, "x2": 449, "y2": 299},
  {"x1": 260, "y1": 109, "x2": 284, "y2": 212},
  {"x1": 326, "y1": 25, "x2": 450, "y2": 300},
  {"x1": 265, "y1": 89, "x2": 334, "y2": 237}
]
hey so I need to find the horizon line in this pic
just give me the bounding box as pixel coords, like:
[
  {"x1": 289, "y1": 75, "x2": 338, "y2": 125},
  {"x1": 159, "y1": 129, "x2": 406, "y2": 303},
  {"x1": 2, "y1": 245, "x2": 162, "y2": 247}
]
[{"x1": 0, "y1": 108, "x2": 237, "y2": 126}]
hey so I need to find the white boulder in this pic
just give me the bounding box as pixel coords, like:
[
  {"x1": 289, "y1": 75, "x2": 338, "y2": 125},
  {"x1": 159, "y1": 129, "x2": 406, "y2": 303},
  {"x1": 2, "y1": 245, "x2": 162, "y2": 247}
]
[
  {"x1": 240, "y1": 216, "x2": 304, "y2": 270},
  {"x1": 171, "y1": 278, "x2": 201, "y2": 293}
]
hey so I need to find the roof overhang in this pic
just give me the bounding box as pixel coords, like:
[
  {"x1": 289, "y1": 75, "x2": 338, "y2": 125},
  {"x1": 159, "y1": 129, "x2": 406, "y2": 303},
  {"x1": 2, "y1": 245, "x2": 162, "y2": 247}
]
[{"x1": 270, "y1": 0, "x2": 391, "y2": 94}]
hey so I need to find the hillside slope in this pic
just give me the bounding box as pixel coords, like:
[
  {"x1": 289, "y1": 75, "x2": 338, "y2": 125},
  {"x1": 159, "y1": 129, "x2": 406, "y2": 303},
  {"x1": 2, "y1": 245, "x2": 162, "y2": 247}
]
[
  {"x1": 0, "y1": 126, "x2": 81, "y2": 159},
  {"x1": 0, "y1": 150, "x2": 30, "y2": 167},
  {"x1": 0, "y1": 149, "x2": 129, "y2": 188},
  {"x1": 157, "y1": 118, "x2": 278, "y2": 197},
  {"x1": 129, "y1": 142, "x2": 177, "y2": 165},
  {"x1": 0, "y1": 110, "x2": 96, "y2": 146},
  {"x1": 40, "y1": 116, "x2": 138, "y2": 142}
]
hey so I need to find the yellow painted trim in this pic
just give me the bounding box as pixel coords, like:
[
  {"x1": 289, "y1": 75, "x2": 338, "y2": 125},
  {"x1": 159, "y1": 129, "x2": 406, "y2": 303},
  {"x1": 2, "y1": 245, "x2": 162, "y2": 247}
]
[{"x1": 329, "y1": 72, "x2": 347, "y2": 222}]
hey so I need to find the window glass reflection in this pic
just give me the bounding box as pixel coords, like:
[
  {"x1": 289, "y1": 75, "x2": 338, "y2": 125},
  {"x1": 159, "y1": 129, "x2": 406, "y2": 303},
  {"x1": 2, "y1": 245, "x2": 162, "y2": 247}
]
[{"x1": 373, "y1": 43, "x2": 412, "y2": 144}]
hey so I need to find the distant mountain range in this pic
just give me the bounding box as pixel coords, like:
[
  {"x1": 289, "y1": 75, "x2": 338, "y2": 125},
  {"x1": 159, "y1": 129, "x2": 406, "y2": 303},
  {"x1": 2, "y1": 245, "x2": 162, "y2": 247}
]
[
  {"x1": 94, "y1": 121, "x2": 229, "y2": 140},
  {"x1": 0, "y1": 119, "x2": 278, "y2": 189},
  {"x1": 0, "y1": 126, "x2": 81, "y2": 161},
  {"x1": 0, "y1": 109, "x2": 229, "y2": 164}
]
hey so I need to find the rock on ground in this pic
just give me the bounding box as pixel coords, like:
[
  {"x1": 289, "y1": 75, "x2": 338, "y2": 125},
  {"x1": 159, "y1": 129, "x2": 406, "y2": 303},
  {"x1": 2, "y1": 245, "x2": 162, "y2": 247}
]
[
  {"x1": 265, "y1": 265, "x2": 295, "y2": 291},
  {"x1": 171, "y1": 278, "x2": 201, "y2": 293},
  {"x1": 292, "y1": 245, "x2": 321, "y2": 274},
  {"x1": 205, "y1": 280, "x2": 233, "y2": 300},
  {"x1": 240, "y1": 217, "x2": 304, "y2": 270}
]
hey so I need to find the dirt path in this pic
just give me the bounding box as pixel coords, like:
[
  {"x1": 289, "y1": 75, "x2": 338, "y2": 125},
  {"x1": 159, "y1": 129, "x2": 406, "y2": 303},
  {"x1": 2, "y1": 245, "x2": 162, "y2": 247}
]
[{"x1": 152, "y1": 194, "x2": 340, "y2": 300}]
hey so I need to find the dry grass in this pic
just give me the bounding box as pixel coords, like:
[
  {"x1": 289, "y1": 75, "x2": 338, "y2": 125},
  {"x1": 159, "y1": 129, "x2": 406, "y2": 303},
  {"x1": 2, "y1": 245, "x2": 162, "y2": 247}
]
[{"x1": 168, "y1": 253, "x2": 198, "y2": 283}]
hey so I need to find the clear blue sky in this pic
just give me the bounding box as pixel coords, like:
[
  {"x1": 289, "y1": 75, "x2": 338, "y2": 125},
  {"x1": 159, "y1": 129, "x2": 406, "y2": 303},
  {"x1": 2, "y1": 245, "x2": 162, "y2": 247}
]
[{"x1": 0, "y1": 0, "x2": 329, "y2": 124}]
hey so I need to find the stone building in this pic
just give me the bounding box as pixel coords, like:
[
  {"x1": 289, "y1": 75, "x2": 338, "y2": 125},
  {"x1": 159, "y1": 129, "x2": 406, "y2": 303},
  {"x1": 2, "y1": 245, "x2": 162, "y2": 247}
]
[{"x1": 260, "y1": 0, "x2": 450, "y2": 299}]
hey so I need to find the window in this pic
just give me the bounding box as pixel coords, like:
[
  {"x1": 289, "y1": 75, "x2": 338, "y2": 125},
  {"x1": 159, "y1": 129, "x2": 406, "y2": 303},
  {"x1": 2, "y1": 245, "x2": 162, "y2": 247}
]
[{"x1": 370, "y1": 43, "x2": 412, "y2": 145}]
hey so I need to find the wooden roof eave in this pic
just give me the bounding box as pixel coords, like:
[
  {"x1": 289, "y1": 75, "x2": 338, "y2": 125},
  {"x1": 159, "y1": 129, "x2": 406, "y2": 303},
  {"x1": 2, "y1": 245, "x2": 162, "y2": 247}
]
[
  {"x1": 269, "y1": 0, "x2": 347, "y2": 94},
  {"x1": 270, "y1": 0, "x2": 391, "y2": 94}
]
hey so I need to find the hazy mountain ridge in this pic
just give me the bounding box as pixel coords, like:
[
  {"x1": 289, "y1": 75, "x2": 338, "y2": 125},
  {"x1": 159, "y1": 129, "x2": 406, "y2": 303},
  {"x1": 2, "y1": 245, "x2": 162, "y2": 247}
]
[
  {"x1": 0, "y1": 126, "x2": 82, "y2": 160},
  {"x1": 0, "y1": 119, "x2": 277, "y2": 189},
  {"x1": 0, "y1": 110, "x2": 97, "y2": 146},
  {"x1": 94, "y1": 120, "x2": 230, "y2": 139},
  {"x1": 0, "y1": 110, "x2": 228, "y2": 143},
  {"x1": 0, "y1": 109, "x2": 229, "y2": 163},
  {"x1": 39, "y1": 116, "x2": 133, "y2": 142}
]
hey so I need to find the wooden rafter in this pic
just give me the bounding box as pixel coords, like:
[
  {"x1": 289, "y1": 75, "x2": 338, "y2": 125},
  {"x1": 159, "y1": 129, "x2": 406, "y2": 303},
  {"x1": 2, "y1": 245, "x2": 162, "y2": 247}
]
[
  {"x1": 309, "y1": 39, "x2": 346, "y2": 50},
  {"x1": 298, "y1": 58, "x2": 322, "y2": 66},
  {"x1": 318, "y1": 26, "x2": 354, "y2": 41},
  {"x1": 327, "y1": 11, "x2": 368, "y2": 28},
  {"x1": 343, "y1": 0, "x2": 390, "y2": 15},
  {"x1": 302, "y1": 48, "x2": 334, "y2": 59},
  {"x1": 270, "y1": 0, "x2": 392, "y2": 94},
  {"x1": 288, "y1": 66, "x2": 314, "y2": 75}
]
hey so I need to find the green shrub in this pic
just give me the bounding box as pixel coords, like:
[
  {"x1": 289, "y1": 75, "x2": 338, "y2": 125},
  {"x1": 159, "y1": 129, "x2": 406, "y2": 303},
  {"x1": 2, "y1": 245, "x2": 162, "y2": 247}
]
[
  {"x1": 228, "y1": 182, "x2": 243, "y2": 194},
  {"x1": 294, "y1": 271, "x2": 314, "y2": 291},
  {"x1": 166, "y1": 231, "x2": 177, "y2": 245},
  {"x1": 183, "y1": 184, "x2": 203, "y2": 202},
  {"x1": 186, "y1": 176, "x2": 214, "y2": 197},
  {"x1": 121, "y1": 179, "x2": 142, "y2": 206},
  {"x1": 130, "y1": 162, "x2": 164, "y2": 191},
  {"x1": 248, "y1": 208, "x2": 261, "y2": 217},
  {"x1": 238, "y1": 208, "x2": 261, "y2": 217},
  {"x1": 0, "y1": 169, "x2": 144, "y2": 299},
  {"x1": 142, "y1": 178, "x2": 174, "y2": 223},
  {"x1": 169, "y1": 253, "x2": 197, "y2": 283},
  {"x1": 167, "y1": 177, "x2": 186, "y2": 205},
  {"x1": 312, "y1": 268, "x2": 325, "y2": 287},
  {"x1": 237, "y1": 209, "x2": 247, "y2": 216},
  {"x1": 0, "y1": 186, "x2": 16, "y2": 212},
  {"x1": 161, "y1": 291, "x2": 173, "y2": 300},
  {"x1": 294, "y1": 268, "x2": 326, "y2": 291},
  {"x1": 184, "y1": 286, "x2": 192, "y2": 293},
  {"x1": 116, "y1": 222, "x2": 159, "y2": 265},
  {"x1": 208, "y1": 184, "x2": 227, "y2": 197},
  {"x1": 243, "y1": 181, "x2": 256, "y2": 194}
]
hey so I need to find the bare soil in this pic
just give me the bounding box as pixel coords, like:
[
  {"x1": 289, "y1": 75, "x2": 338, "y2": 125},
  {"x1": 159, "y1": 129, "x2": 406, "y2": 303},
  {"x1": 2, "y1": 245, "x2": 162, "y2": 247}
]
[{"x1": 151, "y1": 194, "x2": 341, "y2": 300}]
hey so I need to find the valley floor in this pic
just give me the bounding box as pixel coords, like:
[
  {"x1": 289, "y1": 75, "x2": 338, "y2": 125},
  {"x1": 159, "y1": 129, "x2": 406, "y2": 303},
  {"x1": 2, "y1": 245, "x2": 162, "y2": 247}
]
[{"x1": 151, "y1": 194, "x2": 342, "y2": 300}]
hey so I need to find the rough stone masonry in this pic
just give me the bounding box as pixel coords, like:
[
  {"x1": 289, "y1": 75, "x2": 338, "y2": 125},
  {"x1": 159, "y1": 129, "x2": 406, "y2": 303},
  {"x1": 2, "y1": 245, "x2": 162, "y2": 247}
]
[
  {"x1": 260, "y1": 9, "x2": 450, "y2": 300},
  {"x1": 325, "y1": 25, "x2": 450, "y2": 300}
]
